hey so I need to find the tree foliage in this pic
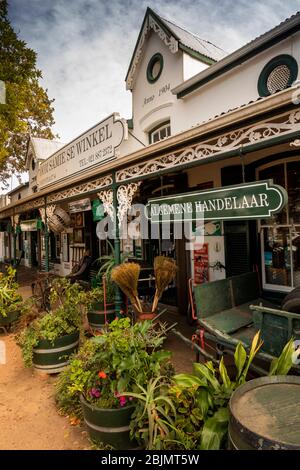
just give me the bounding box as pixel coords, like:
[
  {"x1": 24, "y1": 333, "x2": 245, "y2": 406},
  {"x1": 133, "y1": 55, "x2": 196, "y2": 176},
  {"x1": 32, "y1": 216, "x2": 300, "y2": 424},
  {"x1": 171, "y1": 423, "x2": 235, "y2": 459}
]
[{"x1": 0, "y1": 0, "x2": 56, "y2": 186}]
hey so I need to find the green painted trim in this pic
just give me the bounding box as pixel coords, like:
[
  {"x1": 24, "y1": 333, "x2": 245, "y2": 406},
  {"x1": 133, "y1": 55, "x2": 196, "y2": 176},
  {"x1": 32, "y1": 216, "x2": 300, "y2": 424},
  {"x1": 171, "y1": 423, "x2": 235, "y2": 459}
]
[
  {"x1": 112, "y1": 172, "x2": 122, "y2": 316},
  {"x1": 257, "y1": 54, "x2": 298, "y2": 97},
  {"x1": 146, "y1": 53, "x2": 164, "y2": 84},
  {"x1": 127, "y1": 118, "x2": 133, "y2": 129},
  {"x1": 177, "y1": 24, "x2": 300, "y2": 99},
  {"x1": 179, "y1": 43, "x2": 216, "y2": 66}
]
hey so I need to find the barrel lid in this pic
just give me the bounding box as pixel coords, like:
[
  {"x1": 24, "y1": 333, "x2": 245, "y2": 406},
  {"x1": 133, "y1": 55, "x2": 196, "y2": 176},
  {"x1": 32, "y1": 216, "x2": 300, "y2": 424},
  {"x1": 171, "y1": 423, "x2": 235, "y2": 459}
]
[{"x1": 229, "y1": 376, "x2": 300, "y2": 449}]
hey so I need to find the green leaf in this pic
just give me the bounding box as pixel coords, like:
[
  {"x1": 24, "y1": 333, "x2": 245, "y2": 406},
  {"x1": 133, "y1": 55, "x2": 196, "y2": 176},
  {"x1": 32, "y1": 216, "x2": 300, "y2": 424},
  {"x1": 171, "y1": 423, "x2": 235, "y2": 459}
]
[
  {"x1": 200, "y1": 408, "x2": 229, "y2": 450},
  {"x1": 219, "y1": 357, "x2": 231, "y2": 389},
  {"x1": 193, "y1": 363, "x2": 220, "y2": 391},
  {"x1": 269, "y1": 338, "x2": 295, "y2": 376},
  {"x1": 173, "y1": 373, "x2": 206, "y2": 388},
  {"x1": 234, "y1": 342, "x2": 247, "y2": 378},
  {"x1": 196, "y1": 388, "x2": 210, "y2": 419}
]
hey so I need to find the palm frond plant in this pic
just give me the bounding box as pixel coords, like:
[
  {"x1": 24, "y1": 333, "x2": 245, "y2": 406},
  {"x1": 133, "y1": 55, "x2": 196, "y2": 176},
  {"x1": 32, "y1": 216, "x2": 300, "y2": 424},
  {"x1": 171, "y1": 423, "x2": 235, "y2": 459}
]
[
  {"x1": 93, "y1": 240, "x2": 130, "y2": 302},
  {"x1": 126, "y1": 332, "x2": 296, "y2": 450}
]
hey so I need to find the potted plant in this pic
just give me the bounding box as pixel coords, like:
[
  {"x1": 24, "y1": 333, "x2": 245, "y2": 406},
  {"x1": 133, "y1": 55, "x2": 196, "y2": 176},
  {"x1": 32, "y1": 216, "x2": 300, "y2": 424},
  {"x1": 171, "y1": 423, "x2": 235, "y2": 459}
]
[
  {"x1": 17, "y1": 278, "x2": 96, "y2": 373},
  {"x1": 0, "y1": 266, "x2": 23, "y2": 329},
  {"x1": 111, "y1": 256, "x2": 177, "y2": 320},
  {"x1": 125, "y1": 333, "x2": 296, "y2": 450},
  {"x1": 55, "y1": 317, "x2": 173, "y2": 449}
]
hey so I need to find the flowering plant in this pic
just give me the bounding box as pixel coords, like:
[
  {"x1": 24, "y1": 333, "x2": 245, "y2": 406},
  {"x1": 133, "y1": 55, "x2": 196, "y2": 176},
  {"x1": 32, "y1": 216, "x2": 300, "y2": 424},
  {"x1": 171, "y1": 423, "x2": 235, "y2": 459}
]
[{"x1": 56, "y1": 317, "x2": 173, "y2": 414}]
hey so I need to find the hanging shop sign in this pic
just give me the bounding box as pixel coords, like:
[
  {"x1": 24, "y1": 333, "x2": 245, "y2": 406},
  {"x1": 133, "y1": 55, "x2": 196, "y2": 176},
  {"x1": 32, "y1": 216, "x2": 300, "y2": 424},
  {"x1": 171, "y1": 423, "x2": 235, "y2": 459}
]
[
  {"x1": 92, "y1": 199, "x2": 105, "y2": 221},
  {"x1": 20, "y1": 219, "x2": 37, "y2": 232},
  {"x1": 69, "y1": 198, "x2": 91, "y2": 213},
  {"x1": 37, "y1": 113, "x2": 127, "y2": 189},
  {"x1": 147, "y1": 180, "x2": 288, "y2": 223}
]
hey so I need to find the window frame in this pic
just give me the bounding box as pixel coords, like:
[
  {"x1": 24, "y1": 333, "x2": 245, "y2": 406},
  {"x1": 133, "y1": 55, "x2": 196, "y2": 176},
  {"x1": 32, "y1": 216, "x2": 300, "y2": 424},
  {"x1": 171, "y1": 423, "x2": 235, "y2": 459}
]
[
  {"x1": 257, "y1": 54, "x2": 298, "y2": 97},
  {"x1": 146, "y1": 53, "x2": 164, "y2": 84},
  {"x1": 149, "y1": 121, "x2": 171, "y2": 145}
]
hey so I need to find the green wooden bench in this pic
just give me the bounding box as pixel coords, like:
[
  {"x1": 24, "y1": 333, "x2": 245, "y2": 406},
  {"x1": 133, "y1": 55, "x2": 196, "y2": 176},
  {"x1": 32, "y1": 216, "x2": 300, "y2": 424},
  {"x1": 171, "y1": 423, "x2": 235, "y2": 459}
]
[
  {"x1": 250, "y1": 304, "x2": 300, "y2": 356},
  {"x1": 193, "y1": 271, "x2": 267, "y2": 335}
]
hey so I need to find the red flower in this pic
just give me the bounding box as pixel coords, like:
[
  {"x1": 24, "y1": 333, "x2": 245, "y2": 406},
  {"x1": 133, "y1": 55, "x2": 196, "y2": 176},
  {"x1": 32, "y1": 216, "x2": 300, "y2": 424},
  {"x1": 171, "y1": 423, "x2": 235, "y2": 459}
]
[{"x1": 98, "y1": 371, "x2": 107, "y2": 379}]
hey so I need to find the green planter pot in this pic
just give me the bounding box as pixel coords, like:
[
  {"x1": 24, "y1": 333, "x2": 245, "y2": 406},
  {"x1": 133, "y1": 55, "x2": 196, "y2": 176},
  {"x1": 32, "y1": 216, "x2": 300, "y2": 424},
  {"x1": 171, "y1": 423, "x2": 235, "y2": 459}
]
[
  {"x1": 80, "y1": 395, "x2": 136, "y2": 449},
  {"x1": 0, "y1": 309, "x2": 20, "y2": 327},
  {"x1": 32, "y1": 331, "x2": 79, "y2": 374},
  {"x1": 87, "y1": 303, "x2": 115, "y2": 330}
]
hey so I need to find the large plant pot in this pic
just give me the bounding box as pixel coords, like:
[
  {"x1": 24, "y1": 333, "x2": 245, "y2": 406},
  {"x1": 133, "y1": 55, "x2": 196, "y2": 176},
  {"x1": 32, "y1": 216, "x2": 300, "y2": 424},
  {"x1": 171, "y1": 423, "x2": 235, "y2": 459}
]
[
  {"x1": 87, "y1": 302, "x2": 115, "y2": 330},
  {"x1": 32, "y1": 331, "x2": 79, "y2": 374},
  {"x1": 0, "y1": 309, "x2": 20, "y2": 327},
  {"x1": 80, "y1": 395, "x2": 136, "y2": 449}
]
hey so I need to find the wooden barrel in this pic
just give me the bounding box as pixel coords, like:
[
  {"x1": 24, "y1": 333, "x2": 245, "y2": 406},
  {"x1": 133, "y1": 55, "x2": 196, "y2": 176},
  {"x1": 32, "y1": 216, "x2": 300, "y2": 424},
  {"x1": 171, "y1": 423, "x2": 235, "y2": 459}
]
[
  {"x1": 87, "y1": 303, "x2": 115, "y2": 330},
  {"x1": 32, "y1": 331, "x2": 79, "y2": 374},
  {"x1": 80, "y1": 396, "x2": 136, "y2": 449},
  {"x1": 229, "y1": 376, "x2": 300, "y2": 450}
]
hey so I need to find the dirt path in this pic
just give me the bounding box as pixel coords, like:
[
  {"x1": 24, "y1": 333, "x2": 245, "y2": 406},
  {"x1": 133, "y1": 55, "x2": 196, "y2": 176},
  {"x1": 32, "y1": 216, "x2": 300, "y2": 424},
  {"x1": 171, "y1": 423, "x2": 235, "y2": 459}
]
[{"x1": 0, "y1": 334, "x2": 90, "y2": 450}]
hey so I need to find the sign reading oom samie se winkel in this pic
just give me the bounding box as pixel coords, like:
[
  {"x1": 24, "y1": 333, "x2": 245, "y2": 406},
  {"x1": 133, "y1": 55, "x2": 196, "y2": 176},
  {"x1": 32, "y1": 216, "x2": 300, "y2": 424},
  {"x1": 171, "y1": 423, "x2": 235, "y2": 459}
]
[
  {"x1": 147, "y1": 180, "x2": 288, "y2": 223},
  {"x1": 37, "y1": 114, "x2": 127, "y2": 189}
]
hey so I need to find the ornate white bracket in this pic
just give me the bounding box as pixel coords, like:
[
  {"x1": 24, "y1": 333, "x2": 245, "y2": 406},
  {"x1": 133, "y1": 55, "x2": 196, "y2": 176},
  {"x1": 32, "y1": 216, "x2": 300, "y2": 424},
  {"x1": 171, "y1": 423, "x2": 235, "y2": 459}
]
[
  {"x1": 290, "y1": 139, "x2": 300, "y2": 147},
  {"x1": 11, "y1": 214, "x2": 19, "y2": 227},
  {"x1": 39, "y1": 205, "x2": 56, "y2": 224},
  {"x1": 98, "y1": 189, "x2": 114, "y2": 220},
  {"x1": 39, "y1": 208, "x2": 46, "y2": 224},
  {"x1": 117, "y1": 182, "x2": 141, "y2": 226},
  {"x1": 126, "y1": 14, "x2": 178, "y2": 89}
]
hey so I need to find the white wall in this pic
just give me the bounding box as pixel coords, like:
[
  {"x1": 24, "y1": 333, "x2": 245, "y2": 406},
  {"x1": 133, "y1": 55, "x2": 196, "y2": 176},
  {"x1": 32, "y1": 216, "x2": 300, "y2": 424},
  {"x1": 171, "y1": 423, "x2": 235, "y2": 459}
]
[
  {"x1": 131, "y1": 31, "x2": 184, "y2": 144},
  {"x1": 183, "y1": 53, "x2": 209, "y2": 81},
  {"x1": 172, "y1": 35, "x2": 300, "y2": 135}
]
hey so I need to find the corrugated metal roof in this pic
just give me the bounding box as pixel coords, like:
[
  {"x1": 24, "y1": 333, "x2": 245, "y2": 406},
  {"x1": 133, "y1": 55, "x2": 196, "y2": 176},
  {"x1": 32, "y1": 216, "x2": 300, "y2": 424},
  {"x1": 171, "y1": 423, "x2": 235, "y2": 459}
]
[
  {"x1": 160, "y1": 16, "x2": 227, "y2": 62},
  {"x1": 31, "y1": 137, "x2": 65, "y2": 161},
  {"x1": 173, "y1": 11, "x2": 300, "y2": 97}
]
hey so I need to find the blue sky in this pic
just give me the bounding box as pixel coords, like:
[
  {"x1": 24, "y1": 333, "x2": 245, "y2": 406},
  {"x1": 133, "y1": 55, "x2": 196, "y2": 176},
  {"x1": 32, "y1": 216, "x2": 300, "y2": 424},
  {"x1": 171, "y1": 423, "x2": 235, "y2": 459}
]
[{"x1": 9, "y1": 0, "x2": 300, "y2": 143}]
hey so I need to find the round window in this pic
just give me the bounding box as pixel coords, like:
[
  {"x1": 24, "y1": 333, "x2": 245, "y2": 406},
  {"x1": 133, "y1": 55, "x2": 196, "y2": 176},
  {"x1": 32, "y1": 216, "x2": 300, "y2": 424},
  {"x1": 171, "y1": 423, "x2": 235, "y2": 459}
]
[
  {"x1": 147, "y1": 53, "x2": 163, "y2": 84},
  {"x1": 258, "y1": 54, "x2": 298, "y2": 97}
]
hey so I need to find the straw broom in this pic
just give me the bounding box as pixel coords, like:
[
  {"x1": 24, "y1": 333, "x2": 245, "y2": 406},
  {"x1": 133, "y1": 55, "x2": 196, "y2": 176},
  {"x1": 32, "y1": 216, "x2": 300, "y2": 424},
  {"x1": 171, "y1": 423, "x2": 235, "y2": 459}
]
[
  {"x1": 111, "y1": 263, "x2": 143, "y2": 314},
  {"x1": 152, "y1": 256, "x2": 177, "y2": 312}
]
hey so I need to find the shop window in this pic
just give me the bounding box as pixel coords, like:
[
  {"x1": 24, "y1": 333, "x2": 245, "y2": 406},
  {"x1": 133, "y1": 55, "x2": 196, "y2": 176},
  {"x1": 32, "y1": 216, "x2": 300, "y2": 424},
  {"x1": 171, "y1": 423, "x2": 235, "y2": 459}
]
[
  {"x1": 258, "y1": 55, "x2": 298, "y2": 97},
  {"x1": 149, "y1": 121, "x2": 171, "y2": 144},
  {"x1": 259, "y1": 159, "x2": 300, "y2": 291}
]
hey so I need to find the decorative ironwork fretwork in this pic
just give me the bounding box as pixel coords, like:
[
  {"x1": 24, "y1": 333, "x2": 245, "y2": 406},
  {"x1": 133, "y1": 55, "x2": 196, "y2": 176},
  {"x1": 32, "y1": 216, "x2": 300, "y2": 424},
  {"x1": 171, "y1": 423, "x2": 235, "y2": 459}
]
[
  {"x1": 15, "y1": 197, "x2": 44, "y2": 214},
  {"x1": 98, "y1": 189, "x2": 114, "y2": 219},
  {"x1": 117, "y1": 182, "x2": 141, "y2": 225},
  {"x1": 126, "y1": 14, "x2": 178, "y2": 89},
  {"x1": 47, "y1": 175, "x2": 113, "y2": 204},
  {"x1": 116, "y1": 111, "x2": 300, "y2": 182}
]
